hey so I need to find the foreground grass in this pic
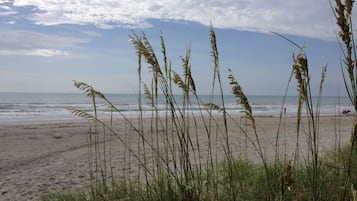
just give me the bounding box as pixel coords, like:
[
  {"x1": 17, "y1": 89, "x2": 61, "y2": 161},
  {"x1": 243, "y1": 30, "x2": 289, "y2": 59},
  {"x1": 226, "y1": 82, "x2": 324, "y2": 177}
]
[{"x1": 41, "y1": 147, "x2": 357, "y2": 201}]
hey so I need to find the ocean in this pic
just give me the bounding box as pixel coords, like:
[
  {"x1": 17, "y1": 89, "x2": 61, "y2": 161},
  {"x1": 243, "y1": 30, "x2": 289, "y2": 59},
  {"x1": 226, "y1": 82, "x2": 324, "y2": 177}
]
[{"x1": 0, "y1": 93, "x2": 353, "y2": 122}]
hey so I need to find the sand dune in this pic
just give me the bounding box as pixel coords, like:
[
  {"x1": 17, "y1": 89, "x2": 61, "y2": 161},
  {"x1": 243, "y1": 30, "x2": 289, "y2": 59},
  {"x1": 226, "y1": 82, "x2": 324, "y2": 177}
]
[{"x1": 0, "y1": 115, "x2": 354, "y2": 201}]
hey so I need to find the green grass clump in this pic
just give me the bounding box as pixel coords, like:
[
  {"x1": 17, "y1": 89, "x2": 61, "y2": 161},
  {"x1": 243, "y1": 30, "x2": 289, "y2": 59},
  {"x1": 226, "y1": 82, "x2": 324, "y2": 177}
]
[
  {"x1": 41, "y1": 192, "x2": 87, "y2": 201},
  {"x1": 41, "y1": 153, "x2": 357, "y2": 201}
]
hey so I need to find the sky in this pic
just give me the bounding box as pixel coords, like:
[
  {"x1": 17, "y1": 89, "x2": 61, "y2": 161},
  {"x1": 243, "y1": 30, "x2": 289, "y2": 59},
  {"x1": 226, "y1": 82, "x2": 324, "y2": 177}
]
[{"x1": 0, "y1": 0, "x2": 355, "y2": 96}]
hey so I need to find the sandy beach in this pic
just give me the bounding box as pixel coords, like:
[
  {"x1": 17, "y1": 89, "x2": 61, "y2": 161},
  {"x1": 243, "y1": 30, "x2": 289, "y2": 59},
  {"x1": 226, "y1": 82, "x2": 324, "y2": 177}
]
[{"x1": 0, "y1": 115, "x2": 355, "y2": 201}]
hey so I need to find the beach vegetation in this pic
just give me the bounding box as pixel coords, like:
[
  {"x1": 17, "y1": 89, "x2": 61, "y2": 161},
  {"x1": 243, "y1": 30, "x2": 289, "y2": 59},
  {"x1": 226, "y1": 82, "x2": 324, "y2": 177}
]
[{"x1": 40, "y1": 0, "x2": 357, "y2": 200}]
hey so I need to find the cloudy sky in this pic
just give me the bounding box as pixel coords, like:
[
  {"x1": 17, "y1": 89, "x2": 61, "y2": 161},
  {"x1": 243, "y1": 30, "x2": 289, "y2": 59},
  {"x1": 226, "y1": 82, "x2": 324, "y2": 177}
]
[{"x1": 0, "y1": 0, "x2": 353, "y2": 95}]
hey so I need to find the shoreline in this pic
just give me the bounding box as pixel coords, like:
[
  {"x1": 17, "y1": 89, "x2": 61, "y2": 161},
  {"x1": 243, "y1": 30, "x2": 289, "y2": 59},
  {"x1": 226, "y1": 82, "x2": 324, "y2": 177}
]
[
  {"x1": 0, "y1": 115, "x2": 355, "y2": 201},
  {"x1": 0, "y1": 111, "x2": 353, "y2": 124}
]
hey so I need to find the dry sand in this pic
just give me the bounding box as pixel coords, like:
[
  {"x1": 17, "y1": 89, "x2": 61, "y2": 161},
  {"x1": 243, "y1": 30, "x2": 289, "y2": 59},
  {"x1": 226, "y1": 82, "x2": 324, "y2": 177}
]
[{"x1": 0, "y1": 115, "x2": 354, "y2": 201}]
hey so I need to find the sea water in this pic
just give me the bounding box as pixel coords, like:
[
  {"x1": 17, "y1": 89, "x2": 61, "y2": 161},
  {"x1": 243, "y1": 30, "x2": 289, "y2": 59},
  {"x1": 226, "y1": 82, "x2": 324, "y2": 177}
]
[{"x1": 0, "y1": 92, "x2": 353, "y2": 122}]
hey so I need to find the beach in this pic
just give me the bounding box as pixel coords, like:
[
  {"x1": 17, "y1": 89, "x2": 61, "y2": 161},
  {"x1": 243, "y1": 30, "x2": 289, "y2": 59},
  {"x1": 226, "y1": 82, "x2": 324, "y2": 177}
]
[{"x1": 0, "y1": 115, "x2": 354, "y2": 201}]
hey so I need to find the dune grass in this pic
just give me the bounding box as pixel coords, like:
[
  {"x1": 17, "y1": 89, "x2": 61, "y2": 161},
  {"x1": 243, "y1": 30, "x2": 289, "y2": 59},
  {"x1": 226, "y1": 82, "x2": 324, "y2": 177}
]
[{"x1": 40, "y1": 1, "x2": 357, "y2": 200}]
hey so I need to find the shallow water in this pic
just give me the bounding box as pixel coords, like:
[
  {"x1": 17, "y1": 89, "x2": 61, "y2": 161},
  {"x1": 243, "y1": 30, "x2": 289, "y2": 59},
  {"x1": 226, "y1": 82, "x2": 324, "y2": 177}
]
[{"x1": 0, "y1": 92, "x2": 353, "y2": 121}]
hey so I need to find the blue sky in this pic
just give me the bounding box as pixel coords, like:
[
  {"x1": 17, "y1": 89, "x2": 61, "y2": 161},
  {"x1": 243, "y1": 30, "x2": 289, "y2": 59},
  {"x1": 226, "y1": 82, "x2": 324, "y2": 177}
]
[{"x1": 0, "y1": 0, "x2": 354, "y2": 96}]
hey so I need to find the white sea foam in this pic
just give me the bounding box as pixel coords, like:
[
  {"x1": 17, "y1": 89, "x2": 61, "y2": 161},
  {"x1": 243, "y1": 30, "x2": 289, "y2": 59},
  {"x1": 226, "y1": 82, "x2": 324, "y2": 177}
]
[{"x1": 0, "y1": 93, "x2": 353, "y2": 122}]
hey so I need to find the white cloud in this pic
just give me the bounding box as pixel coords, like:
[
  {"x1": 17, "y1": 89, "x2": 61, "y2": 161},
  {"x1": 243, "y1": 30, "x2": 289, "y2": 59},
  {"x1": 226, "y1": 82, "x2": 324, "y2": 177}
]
[
  {"x1": 0, "y1": 10, "x2": 16, "y2": 15},
  {"x1": 0, "y1": 49, "x2": 69, "y2": 57},
  {"x1": 0, "y1": 3, "x2": 17, "y2": 15},
  {"x1": 0, "y1": 5, "x2": 11, "y2": 10},
  {"x1": 24, "y1": 49, "x2": 69, "y2": 57},
  {"x1": 2, "y1": 0, "x2": 352, "y2": 40},
  {"x1": 0, "y1": 30, "x2": 88, "y2": 57},
  {"x1": 81, "y1": 30, "x2": 101, "y2": 37}
]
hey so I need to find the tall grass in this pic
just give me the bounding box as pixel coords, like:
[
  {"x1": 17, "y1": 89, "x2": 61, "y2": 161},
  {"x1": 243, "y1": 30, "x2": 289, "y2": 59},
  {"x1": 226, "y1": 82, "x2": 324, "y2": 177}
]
[
  {"x1": 333, "y1": 0, "x2": 357, "y2": 199},
  {"x1": 40, "y1": 1, "x2": 357, "y2": 200}
]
